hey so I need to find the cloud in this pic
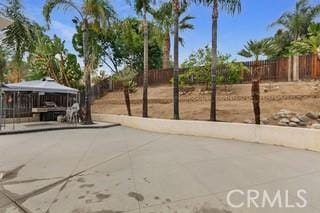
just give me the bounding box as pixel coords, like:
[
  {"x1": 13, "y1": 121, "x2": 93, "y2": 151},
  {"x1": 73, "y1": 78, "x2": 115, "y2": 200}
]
[{"x1": 51, "y1": 20, "x2": 76, "y2": 42}]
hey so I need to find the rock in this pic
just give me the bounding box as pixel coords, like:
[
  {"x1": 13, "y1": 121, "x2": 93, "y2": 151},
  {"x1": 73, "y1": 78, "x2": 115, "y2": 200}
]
[
  {"x1": 306, "y1": 112, "x2": 318, "y2": 120},
  {"x1": 244, "y1": 119, "x2": 252, "y2": 124},
  {"x1": 290, "y1": 117, "x2": 300, "y2": 123},
  {"x1": 278, "y1": 122, "x2": 288, "y2": 126},
  {"x1": 278, "y1": 113, "x2": 288, "y2": 118},
  {"x1": 298, "y1": 122, "x2": 307, "y2": 127},
  {"x1": 280, "y1": 118, "x2": 290, "y2": 124},
  {"x1": 277, "y1": 109, "x2": 296, "y2": 119},
  {"x1": 289, "y1": 122, "x2": 298, "y2": 127},
  {"x1": 261, "y1": 118, "x2": 269, "y2": 124},
  {"x1": 273, "y1": 114, "x2": 280, "y2": 120},
  {"x1": 298, "y1": 115, "x2": 310, "y2": 123},
  {"x1": 311, "y1": 124, "x2": 320, "y2": 129}
]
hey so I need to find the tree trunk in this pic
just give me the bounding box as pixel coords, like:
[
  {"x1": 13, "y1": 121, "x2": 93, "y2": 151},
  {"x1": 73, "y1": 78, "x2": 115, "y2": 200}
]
[
  {"x1": 210, "y1": 0, "x2": 218, "y2": 121},
  {"x1": 59, "y1": 53, "x2": 70, "y2": 87},
  {"x1": 0, "y1": 67, "x2": 3, "y2": 85},
  {"x1": 163, "y1": 31, "x2": 170, "y2": 69},
  {"x1": 142, "y1": 4, "x2": 148, "y2": 118},
  {"x1": 82, "y1": 19, "x2": 93, "y2": 124},
  {"x1": 252, "y1": 61, "x2": 261, "y2": 124},
  {"x1": 173, "y1": 0, "x2": 180, "y2": 120},
  {"x1": 123, "y1": 85, "x2": 132, "y2": 116}
]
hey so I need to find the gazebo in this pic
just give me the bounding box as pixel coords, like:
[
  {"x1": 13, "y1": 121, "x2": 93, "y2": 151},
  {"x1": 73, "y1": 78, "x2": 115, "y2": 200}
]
[{"x1": 0, "y1": 77, "x2": 79, "y2": 123}]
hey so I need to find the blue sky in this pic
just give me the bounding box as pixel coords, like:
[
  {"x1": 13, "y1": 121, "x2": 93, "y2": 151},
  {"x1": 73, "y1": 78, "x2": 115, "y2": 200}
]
[{"x1": 22, "y1": 0, "x2": 319, "y2": 68}]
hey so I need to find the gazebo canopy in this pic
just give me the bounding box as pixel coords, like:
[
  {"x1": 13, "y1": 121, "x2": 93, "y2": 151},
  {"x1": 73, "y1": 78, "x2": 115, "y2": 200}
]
[
  {"x1": 0, "y1": 16, "x2": 11, "y2": 30},
  {"x1": 2, "y1": 77, "x2": 79, "y2": 94}
]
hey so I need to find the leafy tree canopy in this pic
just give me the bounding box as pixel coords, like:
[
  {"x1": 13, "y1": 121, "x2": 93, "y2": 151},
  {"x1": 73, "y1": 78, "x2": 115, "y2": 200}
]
[
  {"x1": 28, "y1": 34, "x2": 83, "y2": 88},
  {"x1": 181, "y1": 45, "x2": 247, "y2": 88},
  {"x1": 73, "y1": 17, "x2": 163, "y2": 74}
]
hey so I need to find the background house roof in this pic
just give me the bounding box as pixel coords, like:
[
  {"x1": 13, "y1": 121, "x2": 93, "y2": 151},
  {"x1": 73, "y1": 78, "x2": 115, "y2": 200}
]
[{"x1": 0, "y1": 16, "x2": 11, "y2": 30}]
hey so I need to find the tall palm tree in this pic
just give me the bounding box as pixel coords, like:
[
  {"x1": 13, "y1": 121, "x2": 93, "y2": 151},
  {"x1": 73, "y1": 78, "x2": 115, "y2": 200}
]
[
  {"x1": 43, "y1": 0, "x2": 115, "y2": 124},
  {"x1": 128, "y1": 0, "x2": 155, "y2": 118},
  {"x1": 172, "y1": 0, "x2": 180, "y2": 119},
  {"x1": 270, "y1": 0, "x2": 320, "y2": 41},
  {"x1": 0, "y1": 47, "x2": 6, "y2": 84},
  {"x1": 193, "y1": 0, "x2": 241, "y2": 121},
  {"x1": 151, "y1": 2, "x2": 194, "y2": 69},
  {"x1": 239, "y1": 40, "x2": 268, "y2": 125}
]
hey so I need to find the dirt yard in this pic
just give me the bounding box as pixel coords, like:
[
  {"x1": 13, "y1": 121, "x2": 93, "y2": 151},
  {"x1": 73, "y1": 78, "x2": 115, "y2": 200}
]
[{"x1": 93, "y1": 81, "x2": 320, "y2": 125}]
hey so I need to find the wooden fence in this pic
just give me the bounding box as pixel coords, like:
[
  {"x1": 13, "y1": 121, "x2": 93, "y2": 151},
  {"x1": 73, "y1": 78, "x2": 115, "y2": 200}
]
[
  {"x1": 135, "y1": 54, "x2": 320, "y2": 85},
  {"x1": 85, "y1": 54, "x2": 320, "y2": 102}
]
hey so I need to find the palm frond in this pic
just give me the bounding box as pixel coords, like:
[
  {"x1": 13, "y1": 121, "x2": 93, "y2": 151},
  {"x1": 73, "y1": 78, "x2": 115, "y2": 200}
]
[
  {"x1": 43, "y1": 0, "x2": 80, "y2": 24},
  {"x1": 84, "y1": 0, "x2": 116, "y2": 28},
  {"x1": 269, "y1": 0, "x2": 320, "y2": 39},
  {"x1": 219, "y1": 0, "x2": 241, "y2": 15}
]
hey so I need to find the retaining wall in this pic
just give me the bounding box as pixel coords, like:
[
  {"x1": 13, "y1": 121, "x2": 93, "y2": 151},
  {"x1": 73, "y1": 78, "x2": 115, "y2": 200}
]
[{"x1": 93, "y1": 114, "x2": 320, "y2": 152}]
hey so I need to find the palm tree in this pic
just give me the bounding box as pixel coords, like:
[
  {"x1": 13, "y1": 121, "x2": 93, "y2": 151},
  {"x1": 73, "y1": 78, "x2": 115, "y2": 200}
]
[
  {"x1": 113, "y1": 68, "x2": 137, "y2": 116},
  {"x1": 43, "y1": 0, "x2": 115, "y2": 124},
  {"x1": 0, "y1": 47, "x2": 7, "y2": 84},
  {"x1": 270, "y1": 0, "x2": 320, "y2": 41},
  {"x1": 128, "y1": 0, "x2": 155, "y2": 118},
  {"x1": 263, "y1": 30, "x2": 292, "y2": 59},
  {"x1": 290, "y1": 23, "x2": 320, "y2": 55},
  {"x1": 0, "y1": 0, "x2": 32, "y2": 62},
  {"x1": 172, "y1": 0, "x2": 180, "y2": 120},
  {"x1": 239, "y1": 40, "x2": 268, "y2": 125},
  {"x1": 151, "y1": 2, "x2": 194, "y2": 69},
  {"x1": 193, "y1": 0, "x2": 241, "y2": 121}
]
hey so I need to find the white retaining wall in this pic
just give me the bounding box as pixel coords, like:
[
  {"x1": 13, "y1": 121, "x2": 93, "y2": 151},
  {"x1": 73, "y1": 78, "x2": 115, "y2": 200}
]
[{"x1": 93, "y1": 114, "x2": 320, "y2": 152}]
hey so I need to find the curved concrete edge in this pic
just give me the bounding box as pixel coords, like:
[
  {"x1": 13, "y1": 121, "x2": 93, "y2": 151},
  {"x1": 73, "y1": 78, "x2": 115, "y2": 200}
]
[
  {"x1": 93, "y1": 113, "x2": 320, "y2": 152},
  {"x1": 0, "y1": 123, "x2": 120, "y2": 135}
]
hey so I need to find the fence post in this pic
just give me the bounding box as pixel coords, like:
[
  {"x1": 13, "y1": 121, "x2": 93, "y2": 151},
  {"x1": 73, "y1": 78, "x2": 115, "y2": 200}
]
[
  {"x1": 293, "y1": 55, "x2": 299, "y2": 81},
  {"x1": 288, "y1": 56, "x2": 292, "y2": 82},
  {"x1": 312, "y1": 54, "x2": 318, "y2": 80},
  {"x1": 109, "y1": 78, "x2": 113, "y2": 91}
]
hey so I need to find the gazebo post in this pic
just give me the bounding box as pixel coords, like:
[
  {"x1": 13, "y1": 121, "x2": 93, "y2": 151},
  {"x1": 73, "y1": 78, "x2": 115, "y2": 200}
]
[
  {"x1": 17, "y1": 91, "x2": 20, "y2": 124},
  {"x1": 67, "y1": 93, "x2": 69, "y2": 107},
  {"x1": 13, "y1": 92, "x2": 15, "y2": 130},
  {"x1": 0, "y1": 91, "x2": 2, "y2": 131}
]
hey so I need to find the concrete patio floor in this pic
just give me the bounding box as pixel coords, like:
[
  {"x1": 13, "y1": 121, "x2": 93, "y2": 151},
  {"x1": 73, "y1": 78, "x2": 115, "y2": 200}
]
[
  {"x1": 0, "y1": 126, "x2": 320, "y2": 213},
  {"x1": 0, "y1": 122, "x2": 119, "y2": 135}
]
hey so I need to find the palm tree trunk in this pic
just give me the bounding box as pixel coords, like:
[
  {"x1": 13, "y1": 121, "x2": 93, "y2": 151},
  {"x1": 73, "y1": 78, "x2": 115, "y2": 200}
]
[
  {"x1": 123, "y1": 85, "x2": 132, "y2": 116},
  {"x1": 82, "y1": 19, "x2": 93, "y2": 124},
  {"x1": 252, "y1": 61, "x2": 260, "y2": 124},
  {"x1": 142, "y1": 4, "x2": 148, "y2": 118},
  {"x1": 0, "y1": 69, "x2": 3, "y2": 84},
  {"x1": 210, "y1": 0, "x2": 218, "y2": 121},
  {"x1": 210, "y1": 0, "x2": 219, "y2": 121},
  {"x1": 59, "y1": 54, "x2": 70, "y2": 87},
  {"x1": 173, "y1": 0, "x2": 180, "y2": 120},
  {"x1": 163, "y1": 31, "x2": 170, "y2": 69}
]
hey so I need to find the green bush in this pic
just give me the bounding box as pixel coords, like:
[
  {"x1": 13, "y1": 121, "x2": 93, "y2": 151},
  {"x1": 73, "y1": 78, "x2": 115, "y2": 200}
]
[{"x1": 177, "y1": 46, "x2": 248, "y2": 89}]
